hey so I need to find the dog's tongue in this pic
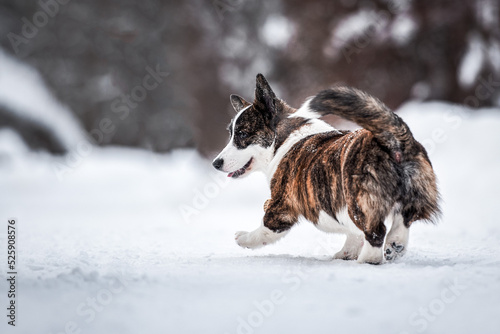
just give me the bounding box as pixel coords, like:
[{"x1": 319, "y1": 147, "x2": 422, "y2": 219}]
[
  {"x1": 228, "y1": 168, "x2": 244, "y2": 178},
  {"x1": 227, "y1": 159, "x2": 252, "y2": 178}
]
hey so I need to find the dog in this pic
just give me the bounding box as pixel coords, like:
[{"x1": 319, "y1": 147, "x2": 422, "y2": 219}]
[{"x1": 212, "y1": 74, "x2": 440, "y2": 264}]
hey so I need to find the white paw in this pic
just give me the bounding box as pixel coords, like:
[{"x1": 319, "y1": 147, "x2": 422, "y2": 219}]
[
  {"x1": 357, "y1": 242, "x2": 384, "y2": 265},
  {"x1": 384, "y1": 241, "x2": 407, "y2": 261},
  {"x1": 235, "y1": 231, "x2": 248, "y2": 241},
  {"x1": 234, "y1": 226, "x2": 285, "y2": 249},
  {"x1": 333, "y1": 235, "x2": 363, "y2": 261},
  {"x1": 235, "y1": 231, "x2": 260, "y2": 249},
  {"x1": 235, "y1": 231, "x2": 248, "y2": 248},
  {"x1": 333, "y1": 250, "x2": 358, "y2": 261},
  {"x1": 384, "y1": 214, "x2": 409, "y2": 261}
]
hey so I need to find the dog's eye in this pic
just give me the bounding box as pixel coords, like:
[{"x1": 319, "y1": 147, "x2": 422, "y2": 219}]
[{"x1": 238, "y1": 131, "x2": 248, "y2": 139}]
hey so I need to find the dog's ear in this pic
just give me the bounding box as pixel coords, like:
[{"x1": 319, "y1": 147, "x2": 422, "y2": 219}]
[
  {"x1": 254, "y1": 73, "x2": 277, "y2": 118},
  {"x1": 230, "y1": 94, "x2": 251, "y2": 113}
]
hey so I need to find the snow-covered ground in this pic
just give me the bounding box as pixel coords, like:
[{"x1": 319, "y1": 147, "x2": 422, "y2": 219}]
[{"x1": 1, "y1": 102, "x2": 500, "y2": 334}]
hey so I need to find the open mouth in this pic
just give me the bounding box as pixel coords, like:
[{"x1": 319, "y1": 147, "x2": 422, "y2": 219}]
[{"x1": 227, "y1": 158, "x2": 253, "y2": 178}]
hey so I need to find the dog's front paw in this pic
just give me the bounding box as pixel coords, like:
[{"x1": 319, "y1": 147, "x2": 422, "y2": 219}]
[
  {"x1": 235, "y1": 230, "x2": 266, "y2": 249},
  {"x1": 235, "y1": 231, "x2": 248, "y2": 241},
  {"x1": 235, "y1": 231, "x2": 251, "y2": 248}
]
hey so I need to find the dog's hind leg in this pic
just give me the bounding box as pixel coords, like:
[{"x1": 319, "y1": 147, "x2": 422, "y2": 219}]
[
  {"x1": 333, "y1": 234, "x2": 364, "y2": 260},
  {"x1": 384, "y1": 213, "x2": 409, "y2": 261},
  {"x1": 357, "y1": 233, "x2": 385, "y2": 264},
  {"x1": 356, "y1": 212, "x2": 389, "y2": 264},
  {"x1": 345, "y1": 182, "x2": 390, "y2": 264},
  {"x1": 353, "y1": 208, "x2": 387, "y2": 264},
  {"x1": 235, "y1": 200, "x2": 296, "y2": 249}
]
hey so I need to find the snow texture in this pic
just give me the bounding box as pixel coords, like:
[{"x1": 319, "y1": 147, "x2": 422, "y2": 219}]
[{"x1": 1, "y1": 101, "x2": 500, "y2": 334}]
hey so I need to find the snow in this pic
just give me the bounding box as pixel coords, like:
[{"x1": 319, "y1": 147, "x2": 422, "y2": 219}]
[
  {"x1": 475, "y1": 0, "x2": 499, "y2": 30},
  {"x1": 390, "y1": 14, "x2": 417, "y2": 45},
  {"x1": 458, "y1": 33, "x2": 485, "y2": 89},
  {"x1": 260, "y1": 15, "x2": 294, "y2": 49},
  {"x1": 333, "y1": 10, "x2": 379, "y2": 45},
  {"x1": 0, "y1": 49, "x2": 86, "y2": 149},
  {"x1": 325, "y1": 9, "x2": 390, "y2": 59},
  {"x1": 1, "y1": 103, "x2": 500, "y2": 334}
]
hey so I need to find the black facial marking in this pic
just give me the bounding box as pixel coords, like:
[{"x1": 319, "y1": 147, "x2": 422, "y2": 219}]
[{"x1": 231, "y1": 107, "x2": 275, "y2": 150}]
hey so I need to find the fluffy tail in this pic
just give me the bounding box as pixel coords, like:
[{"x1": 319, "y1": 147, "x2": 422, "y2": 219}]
[
  {"x1": 309, "y1": 87, "x2": 416, "y2": 162},
  {"x1": 310, "y1": 86, "x2": 441, "y2": 224}
]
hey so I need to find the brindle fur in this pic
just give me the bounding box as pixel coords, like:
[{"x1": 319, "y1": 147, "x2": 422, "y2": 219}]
[{"x1": 216, "y1": 74, "x2": 441, "y2": 257}]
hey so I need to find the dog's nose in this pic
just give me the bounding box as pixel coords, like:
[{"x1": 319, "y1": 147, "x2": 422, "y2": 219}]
[{"x1": 212, "y1": 158, "x2": 224, "y2": 170}]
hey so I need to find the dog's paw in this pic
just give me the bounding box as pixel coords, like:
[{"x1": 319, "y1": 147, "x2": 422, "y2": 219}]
[
  {"x1": 357, "y1": 243, "x2": 384, "y2": 265},
  {"x1": 235, "y1": 231, "x2": 247, "y2": 241},
  {"x1": 384, "y1": 241, "x2": 406, "y2": 261},
  {"x1": 333, "y1": 250, "x2": 358, "y2": 261},
  {"x1": 235, "y1": 230, "x2": 268, "y2": 249},
  {"x1": 333, "y1": 235, "x2": 363, "y2": 261},
  {"x1": 235, "y1": 231, "x2": 247, "y2": 239},
  {"x1": 235, "y1": 231, "x2": 253, "y2": 249}
]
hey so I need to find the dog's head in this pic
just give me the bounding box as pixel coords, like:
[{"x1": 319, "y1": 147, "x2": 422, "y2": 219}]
[{"x1": 212, "y1": 74, "x2": 280, "y2": 178}]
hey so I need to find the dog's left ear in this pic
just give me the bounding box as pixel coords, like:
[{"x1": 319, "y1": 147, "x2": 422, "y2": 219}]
[
  {"x1": 230, "y1": 94, "x2": 251, "y2": 113},
  {"x1": 254, "y1": 73, "x2": 278, "y2": 118}
]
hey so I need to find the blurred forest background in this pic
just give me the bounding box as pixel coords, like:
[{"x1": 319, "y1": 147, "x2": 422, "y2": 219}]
[{"x1": 0, "y1": 0, "x2": 499, "y2": 157}]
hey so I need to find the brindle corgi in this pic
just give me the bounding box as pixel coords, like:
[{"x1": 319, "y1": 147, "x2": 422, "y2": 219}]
[{"x1": 212, "y1": 74, "x2": 440, "y2": 264}]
